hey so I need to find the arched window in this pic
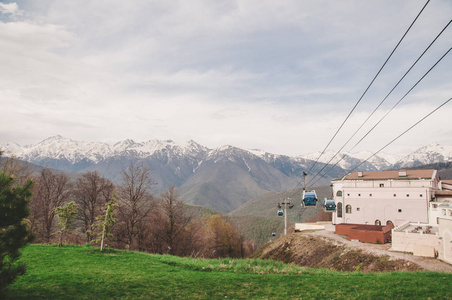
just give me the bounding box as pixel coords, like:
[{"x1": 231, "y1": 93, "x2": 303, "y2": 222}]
[
  {"x1": 336, "y1": 190, "x2": 343, "y2": 197},
  {"x1": 375, "y1": 219, "x2": 381, "y2": 226},
  {"x1": 346, "y1": 205, "x2": 352, "y2": 214},
  {"x1": 337, "y1": 202, "x2": 343, "y2": 218},
  {"x1": 386, "y1": 220, "x2": 393, "y2": 226}
]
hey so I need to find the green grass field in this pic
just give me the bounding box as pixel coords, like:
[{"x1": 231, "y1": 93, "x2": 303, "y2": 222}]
[{"x1": 7, "y1": 244, "x2": 452, "y2": 299}]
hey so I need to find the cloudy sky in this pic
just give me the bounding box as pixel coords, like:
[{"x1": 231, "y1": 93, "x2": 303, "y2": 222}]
[{"x1": 0, "y1": 0, "x2": 451, "y2": 156}]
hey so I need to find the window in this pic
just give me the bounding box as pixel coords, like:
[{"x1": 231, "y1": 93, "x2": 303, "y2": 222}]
[
  {"x1": 406, "y1": 194, "x2": 410, "y2": 197},
  {"x1": 442, "y1": 209, "x2": 446, "y2": 216},
  {"x1": 357, "y1": 207, "x2": 360, "y2": 212},
  {"x1": 398, "y1": 209, "x2": 402, "y2": 213},
  {"x1": 449, "y1": 210, "x2": 452, "y2": 217},
  {"x1": 386, "y1": 220, "x2": 393, "y2": 226},
  {"x1": 346, "y1": 205, "x2": 352, "y2": 214},
  {"x1": 337, "y1": 202, "x2": 343, "y2": 218},
  {"x1": 420, "y1": 194, "x2": 423, "y2": 198},
  {"x1": 393, "y1": 194, "x2": 397, "y2": 197},
  {"x1": 336, "y1": 190, "x2": 343, "y2": 197},
  {"x1": 347, "y1": 193, "x2": 350, "y2": 197},
  {"x1": 369, "y1": 194, "x2": 372, "y2": 197},
  {"x1": 358, "y1": 194, "x2": 361, "y2": 197},
  {"x1": 379, "y1": 183, "x2": 384, "y2": 188},
  {"x1": 375, "y1": 220, "x2": 381, "y2": 226}
]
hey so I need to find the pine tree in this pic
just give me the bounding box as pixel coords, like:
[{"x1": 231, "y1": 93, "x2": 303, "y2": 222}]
[
  {"x1": 92, "y1": 192, "x2": 118, "y2": 251},
  {"x1": 0, "y1": 172, "x2": 33, "y2": 297},
  {"x1": 99, "y1": 199, "x2": 117, "y2": 251},
  {"x1": 55, "y1": 201, "x2": 79, "y2": 247}
]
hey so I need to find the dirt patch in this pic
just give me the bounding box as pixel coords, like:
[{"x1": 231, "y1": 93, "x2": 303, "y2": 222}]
[{"x1": 253, "y1": 233, "x2": 422, "y2": 273}]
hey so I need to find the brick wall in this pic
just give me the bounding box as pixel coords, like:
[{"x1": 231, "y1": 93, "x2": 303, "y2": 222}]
[{"x1": 335, "y1": 223, "x2": 394, "y2": 244}]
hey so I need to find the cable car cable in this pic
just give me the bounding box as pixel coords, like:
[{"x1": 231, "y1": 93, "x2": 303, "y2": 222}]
[
  {"x1": 347, "y1": 97, "x2": 452, "y2": 175},
  {"x1": 305, "y1": 0, "x2": 431, "y2": 175},
  {"x1": 309, "y1": 96, "x2": 452, "y2": 186},
  {"x1": 306, "y1": 28, "x2": 452, "y2": 187}
]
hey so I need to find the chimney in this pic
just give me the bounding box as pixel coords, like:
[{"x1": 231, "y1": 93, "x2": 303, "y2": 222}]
[
  {"x1": 398, "y1": 170, "x2": 407, "y2": 177},
  {"x1": 358, "y1": 171, "x2": 363, "y2": 178}
]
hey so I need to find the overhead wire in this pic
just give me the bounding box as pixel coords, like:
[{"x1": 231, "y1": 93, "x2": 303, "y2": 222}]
[
  {"x1": 347, "y1": 97, "x2": 452, "y2": 174},
  {"x1": 305, "y1": 0, "x2": 431, "y2": 176},
  {"x1": 309, "y1": 96, "x2": 452, "y2": 186},
  {"x1": 306, "y1": 21, "x2": 452, "y2": 187},
  {"x1": 309, "y1": 45, "x2": 452, "y2": 187}
]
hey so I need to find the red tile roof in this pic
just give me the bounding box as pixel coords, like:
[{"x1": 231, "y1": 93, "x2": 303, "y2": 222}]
[{"x1": 335, "y1": 169, "x2": 436, "y2": 181}]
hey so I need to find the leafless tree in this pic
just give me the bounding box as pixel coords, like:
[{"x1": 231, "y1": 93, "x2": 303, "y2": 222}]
[
  {"x1": 0, "y1": 154, "x2": 33, "y2": 186},
  {"x1": 29, "y1": 168, "x2": 72, "y2": 243},
  {"x1": 73, "y1": 171, "x2": 114, "y2": 243},
  {"x1": 116, "y1": 163, "x2": 155, "y2": 250},
  {"x1": 152, "y1": 186, "x2": 196, "y2": 255}
]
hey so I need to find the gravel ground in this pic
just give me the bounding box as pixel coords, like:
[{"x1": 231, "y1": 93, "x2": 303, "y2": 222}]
[{"x1": 304, "y1": 224, "x2": 452, "y2": 273}]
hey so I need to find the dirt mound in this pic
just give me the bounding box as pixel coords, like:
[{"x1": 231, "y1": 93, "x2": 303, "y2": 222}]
[{"x1": 252, "y1": 233, "x2": 422, "y2": 272}]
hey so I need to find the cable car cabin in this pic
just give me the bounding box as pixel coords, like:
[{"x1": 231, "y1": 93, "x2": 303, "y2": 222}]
[
  {"x1": 302, "y1": 190, "x2": 318, "y2": 207},
  {"x1": 277, "y1": 210, "x2": 283, "y2": 216},
  {"x1": 323, "y1": 199, "x2": 336, "y2": 212}
]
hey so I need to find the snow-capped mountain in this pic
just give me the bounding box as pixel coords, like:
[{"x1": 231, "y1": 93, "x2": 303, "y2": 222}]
[
  {"x1": 2, "y1": 136, "x2": 451, "y2": 212},
  {"x1": 2, "y1": 136, "x2": 450, "y2": 174},
  {"x1": 2, "y1": 135, "x2": 208, "y2": 165},
  {"x1": 296, "y1": 150, "x2": 394, "y2": 171},
  {"x1": 392, "y1": 143, "x2": 452, "y2": 169}
]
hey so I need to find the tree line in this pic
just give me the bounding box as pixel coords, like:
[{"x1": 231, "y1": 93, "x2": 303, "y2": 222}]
[{"x1": 0, "y1": 155, "x2": 250, "y2": 259}]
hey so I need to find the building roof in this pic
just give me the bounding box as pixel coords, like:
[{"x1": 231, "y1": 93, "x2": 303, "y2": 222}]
[{"x1": 334, "y1": 169, "x2": 436, "y2": 181}]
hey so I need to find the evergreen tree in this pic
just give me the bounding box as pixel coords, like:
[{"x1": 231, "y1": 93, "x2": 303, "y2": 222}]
[
  {"x1": 55, "y1": 201, "x2": 79, "y2": 247},
  {"x1": 98, "y1": 197, "x2": 118, "y2": 251},
  {"x1": 0, "y1": 172, "x2": 33, "y2": 297}
]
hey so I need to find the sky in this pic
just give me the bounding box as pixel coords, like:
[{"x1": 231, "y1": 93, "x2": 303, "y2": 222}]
[{"x1": 0, "y1": 0, "x2": 451, "y2": 157}]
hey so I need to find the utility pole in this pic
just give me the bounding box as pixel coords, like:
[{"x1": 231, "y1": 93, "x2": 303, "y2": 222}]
[{"x1": 278, "y1": 198, "x2": 294, "y2": 235}]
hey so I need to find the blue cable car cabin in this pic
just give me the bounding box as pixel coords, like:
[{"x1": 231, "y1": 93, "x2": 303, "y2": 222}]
[
  {"x1": 323, "y1": 199, "x2": 336, "y2": 212},
  {"x1": 277, "y1": 210, "x2": 283, "y2": 216},
  {"x1": 302, "y1": 190, "x2": 318, "y2": 207}
]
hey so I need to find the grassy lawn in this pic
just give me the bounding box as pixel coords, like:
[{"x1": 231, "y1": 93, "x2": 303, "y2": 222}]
[{"x1": 7, "y1": 244, "x2": 452, "y2": 299}]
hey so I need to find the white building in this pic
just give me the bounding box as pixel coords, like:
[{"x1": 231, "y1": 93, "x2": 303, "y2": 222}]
[
  {"x1": 331, "y1": 169, "x2": 452, "y2": 263},
  {"x1": 331, "y1": 169, "x2": 440, "y2": 226}
]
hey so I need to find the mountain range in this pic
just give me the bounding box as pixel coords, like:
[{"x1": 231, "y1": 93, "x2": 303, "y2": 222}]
[{"x1": 2, "y1": 136, "x2": 452, "y2": 212}]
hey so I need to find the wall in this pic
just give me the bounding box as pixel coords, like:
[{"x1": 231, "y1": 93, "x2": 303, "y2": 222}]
[
  {"x1": 391, "y1": 230, "x2": 440, "y2": 255},
  {"x1": 333, "y1": 184, "x2": 432, "y2": 225},
  {"x1": 335, "y1": 223, "x2": 393, "y2": 244},
  {"x1": 439, "y1": 218, "x2": 452, "y2": 264}
]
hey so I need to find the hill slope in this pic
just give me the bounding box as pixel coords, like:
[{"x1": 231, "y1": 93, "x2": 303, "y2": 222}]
[{"x1": 253, "y1": 233, "x2": 422, "y2": 273}]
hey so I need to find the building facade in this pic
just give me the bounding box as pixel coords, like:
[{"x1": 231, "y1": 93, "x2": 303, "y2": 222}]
[{"x1": 332, "y1": 169, "x2": 440, "y2": 226}]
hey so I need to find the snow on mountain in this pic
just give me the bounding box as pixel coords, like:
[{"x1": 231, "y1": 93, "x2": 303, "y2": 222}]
[
  {"x1": 393, "y1": 143, "x2": 452, "y2": 168},
  {"x1": 298, "y1": 150, "x2": 399, "y2": 171},
  {"x1": 8, "y1": 135, "x2": 112, "y2": 164},
  {"x1": 1, "y1": 136, "x2": 209, "y2": 164},
  {"x1": 2, "y1": 136, "x2": 451, "y2": 174}
]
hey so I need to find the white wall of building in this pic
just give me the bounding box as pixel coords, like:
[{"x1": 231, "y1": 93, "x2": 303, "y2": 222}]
[{"x1": 333, "y1": 177, "x2": 437, "y2": 226}]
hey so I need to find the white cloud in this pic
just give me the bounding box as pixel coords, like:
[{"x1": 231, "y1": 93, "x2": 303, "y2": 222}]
[
  {"x1": 0, "y1": 2, "x2": 21, "y2": 17},
  {"x1": 0, "y1": 0, "x2": 451, "y2": 156}
]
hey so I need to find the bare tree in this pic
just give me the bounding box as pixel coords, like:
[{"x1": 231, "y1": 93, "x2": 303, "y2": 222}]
[
  {"x1": 29, "y1": 169, "x2": 72, "y2": 243},
  {"x1": 0, "y1": 154, "x2": 33, "y2": 186},
  {"x1": 116, "y1": 163, "x2": 155, "y2": 250},
  {"x1": 73, "y1": 171, "x2": 114, "y2": 243},
  {"x1": 152, "y1": 186, "x2": 195, "y2": 255}
]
